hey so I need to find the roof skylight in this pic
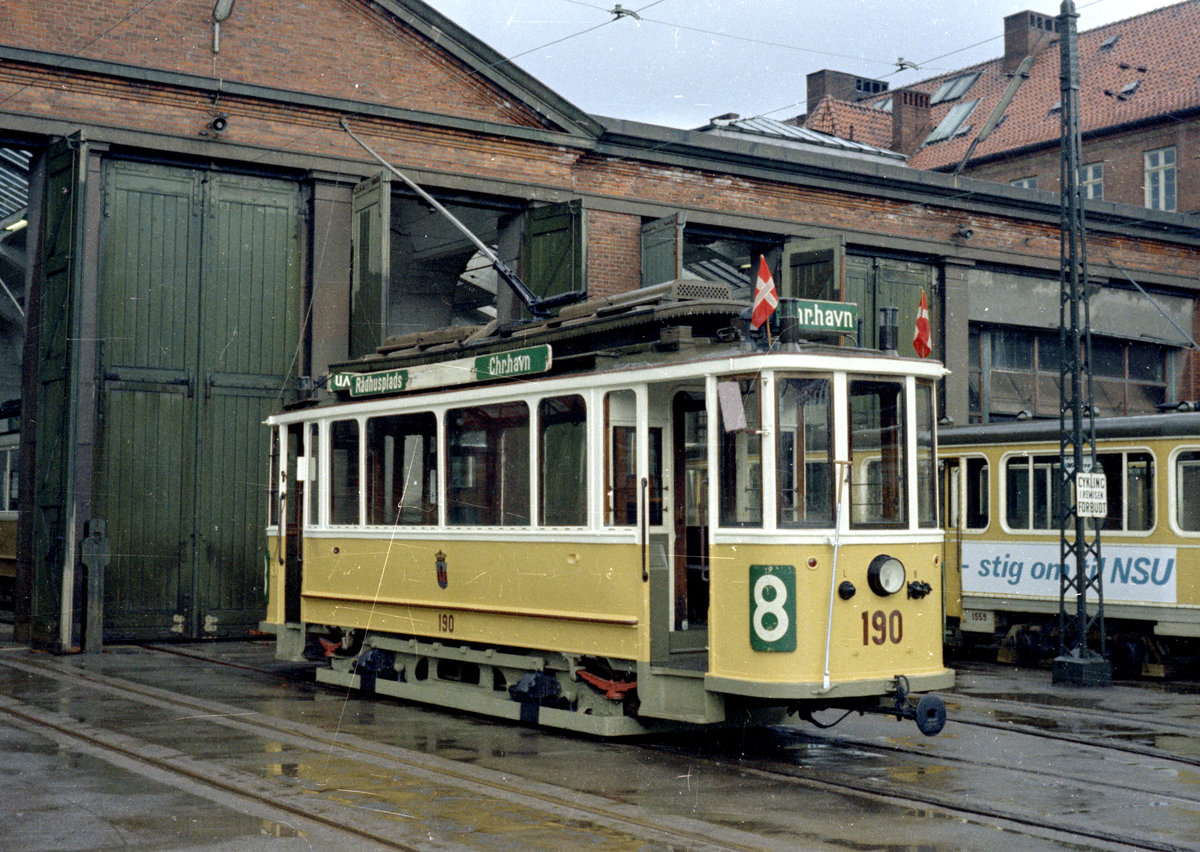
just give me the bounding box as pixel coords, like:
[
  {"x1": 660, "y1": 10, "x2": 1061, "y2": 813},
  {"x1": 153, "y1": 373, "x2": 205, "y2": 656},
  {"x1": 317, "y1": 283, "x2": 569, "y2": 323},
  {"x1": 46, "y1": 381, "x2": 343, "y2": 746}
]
[
  {"x1": 931, "y1": 71, "x2": 982, "y2": 105},
  {"x1": 925, "y1": 98, "x2": 980, "y2": 144}
]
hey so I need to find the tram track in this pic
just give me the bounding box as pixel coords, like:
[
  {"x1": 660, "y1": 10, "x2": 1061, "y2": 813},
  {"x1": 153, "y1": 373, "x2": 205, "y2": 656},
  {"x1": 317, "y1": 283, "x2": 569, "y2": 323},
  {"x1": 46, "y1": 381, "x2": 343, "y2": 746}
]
[
  {"x1": 649, "y1": 725, "x2": 1194, "y2": 852},
  {"x1": 8, "y1": 644, "x2": 1194, "y2": 851},
  {"x1": 0, "y1": 651, "x2": 771, "y2": 852},
  {"x1": 145, "y1": 645, "x2": 1199, "y2": 851}
]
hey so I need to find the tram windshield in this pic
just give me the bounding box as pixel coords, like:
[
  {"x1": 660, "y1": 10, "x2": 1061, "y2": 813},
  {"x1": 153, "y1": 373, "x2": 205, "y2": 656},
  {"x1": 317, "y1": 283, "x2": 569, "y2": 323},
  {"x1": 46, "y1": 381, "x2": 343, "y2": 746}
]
[
  {"x1": 776, "y1": 376, "x2": 833, "y2": 527},
  {"x1": 848, "y1": 379, "x2": 908, "y2": 528}
]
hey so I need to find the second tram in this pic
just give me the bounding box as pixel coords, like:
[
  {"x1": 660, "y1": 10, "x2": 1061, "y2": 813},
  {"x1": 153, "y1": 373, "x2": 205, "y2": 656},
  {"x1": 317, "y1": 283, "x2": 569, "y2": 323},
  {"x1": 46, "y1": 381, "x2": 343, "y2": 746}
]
[{"x1": 941, "y1": 410, "x2": 1200, "y2": 674}]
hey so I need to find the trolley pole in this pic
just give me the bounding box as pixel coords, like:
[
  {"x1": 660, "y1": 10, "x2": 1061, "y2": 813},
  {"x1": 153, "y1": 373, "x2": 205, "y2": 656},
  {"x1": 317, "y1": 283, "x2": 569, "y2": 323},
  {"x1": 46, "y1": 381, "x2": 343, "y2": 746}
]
[{"x1": 1054, "y1": 0, "x2": 1111, "y2": 687}]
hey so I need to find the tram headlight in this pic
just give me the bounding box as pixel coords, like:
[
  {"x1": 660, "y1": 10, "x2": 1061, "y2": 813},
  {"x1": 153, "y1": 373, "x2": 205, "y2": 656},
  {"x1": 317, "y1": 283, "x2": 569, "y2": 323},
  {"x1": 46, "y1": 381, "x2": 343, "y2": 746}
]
[{"x1": 867, "y1": 554, "x2": 906, "y2": 597}]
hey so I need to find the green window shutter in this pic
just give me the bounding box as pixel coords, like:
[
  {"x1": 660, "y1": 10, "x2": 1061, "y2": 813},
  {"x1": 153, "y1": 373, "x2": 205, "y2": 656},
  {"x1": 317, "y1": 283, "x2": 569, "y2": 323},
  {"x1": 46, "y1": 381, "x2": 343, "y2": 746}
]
[
  {"x1": 783, "y1": 237, "x2": 844, "y2": 302},
  {"x1": 844, "y1": 256, "x2": 874, "y2": 348},
  {"x1": 32, "y1": 135, "x2": 87, "y2": 645},
  {"x1": 877, "y1": 258, "x2": 934, "y2": 355},
  {"x1": 640, "y1": 213, "x2": 684, "y2": 288},
  {"x1": 350, "y1": 173, "x2": 390, "y2": 358},
  {"x1": 524, "y1": 200, "x2": 585, "y2": 302}
]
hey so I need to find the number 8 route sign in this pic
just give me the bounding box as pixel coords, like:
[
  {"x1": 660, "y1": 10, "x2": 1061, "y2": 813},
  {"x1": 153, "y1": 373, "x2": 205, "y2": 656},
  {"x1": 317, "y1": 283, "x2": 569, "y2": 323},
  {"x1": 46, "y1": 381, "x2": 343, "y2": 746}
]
[{"x1": 749, "y1": 565, "x2": 797, "y2": 652}]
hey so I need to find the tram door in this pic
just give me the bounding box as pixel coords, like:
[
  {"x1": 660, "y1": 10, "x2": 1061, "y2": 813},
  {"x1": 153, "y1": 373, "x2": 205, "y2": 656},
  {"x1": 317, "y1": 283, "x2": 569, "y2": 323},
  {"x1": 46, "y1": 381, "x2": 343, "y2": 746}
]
[
  {"x1": 642, "y1": 385, "x2": 709, "y2": 668},
  {"x1": 282, "y1": 424, "x2": 306, "y2": 623}
]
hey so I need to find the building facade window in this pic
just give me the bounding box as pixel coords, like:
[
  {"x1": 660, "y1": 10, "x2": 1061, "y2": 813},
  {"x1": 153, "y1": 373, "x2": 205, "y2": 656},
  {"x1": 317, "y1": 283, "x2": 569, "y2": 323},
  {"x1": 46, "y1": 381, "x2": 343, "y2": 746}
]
[
  {"x1": 1081, "y1": 162, "x2": 1103, "y2": 200},
  {"x1": 1144, "y1": 147, "x2": 1176, "y2": 212},
  {"x1": 968, "y1": 325, "x2": 1170, "y2": 421},
  {"x1": 1010, "y1": 176, "x2": 1038, "y2": 190}
]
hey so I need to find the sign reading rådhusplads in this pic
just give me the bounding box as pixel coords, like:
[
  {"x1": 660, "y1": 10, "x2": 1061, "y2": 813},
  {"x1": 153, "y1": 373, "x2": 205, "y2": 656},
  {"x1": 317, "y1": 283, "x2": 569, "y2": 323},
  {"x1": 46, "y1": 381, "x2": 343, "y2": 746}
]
[{"x1": 331, "y1": 344, "x2": 552, "y2": 398}]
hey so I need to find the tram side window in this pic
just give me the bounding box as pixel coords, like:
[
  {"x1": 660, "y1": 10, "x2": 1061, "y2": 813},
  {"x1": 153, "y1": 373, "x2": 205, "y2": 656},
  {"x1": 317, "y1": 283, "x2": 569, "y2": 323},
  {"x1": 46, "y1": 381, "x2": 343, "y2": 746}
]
[
  {"x1": 448, "y1": 402, "x2": 530, "y2": 526},
  {"x1": 718, "y1": 377, "x2": 762, "y2": 527},
  {"x1": 330, "y1": 419, "x2": 360, "y2": 525},
  {"x1": 606, "y1": 390, "x2": 663, "y2": 526},
  {"x1": 916, "y1": 381, "x2": 937, "y2": 528},
  {"x1": 1097, "y1": 451, "x2": 1153, "y2": 532},
  {"x1": 1175, "y1": 451, "x2": 1200, "y2": 532},
  {"x1": 307, "y1": 423, "x2": 320, "y2": 526},
  {"x1": 540, "y1": 396, "x2": 587, "y2": 526},
  {"x1": 965, "y1": 457, "x2": 989, "y2": 529},
  {"x1": 269, "y1": 428, "x2": 281, "y2": 527},
  {"x1": 776, "y1": 376, "x2": 832, "y2": 527},
  {"x1": 366, "y1": 413, "x2": 437, "y2": 526},
  {"x1": 1005, "y1": 455, "x2": 1061, "y2": 530},
  {"x1": 849, "y1": 379, "x2": 907, "y2": 527}
]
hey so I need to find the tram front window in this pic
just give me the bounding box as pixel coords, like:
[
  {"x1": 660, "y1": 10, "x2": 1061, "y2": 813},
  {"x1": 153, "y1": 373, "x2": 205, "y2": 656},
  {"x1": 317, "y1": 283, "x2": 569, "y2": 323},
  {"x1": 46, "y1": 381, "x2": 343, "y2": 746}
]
[
  {"x1": 776, "y1": 376, "x2": 833, "y2": 527},
  {"x1": 718, "y1": 376, "x2": 762, "y2": 527},
  {"x1": 849, "y1": 379, "x2": 907, "y2": 527}
]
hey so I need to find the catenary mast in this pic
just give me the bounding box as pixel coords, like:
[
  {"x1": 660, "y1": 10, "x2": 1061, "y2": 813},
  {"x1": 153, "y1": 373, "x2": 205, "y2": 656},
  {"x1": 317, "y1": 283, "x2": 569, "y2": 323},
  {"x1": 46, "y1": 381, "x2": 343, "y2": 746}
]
[{"x1": 1054, "y1": 0, "x2": 1111, "y2": 687}]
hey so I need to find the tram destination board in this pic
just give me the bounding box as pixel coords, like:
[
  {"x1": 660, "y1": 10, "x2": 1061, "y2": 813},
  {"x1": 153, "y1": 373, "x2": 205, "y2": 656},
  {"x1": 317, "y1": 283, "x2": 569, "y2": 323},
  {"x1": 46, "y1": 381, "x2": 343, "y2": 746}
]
[
  {"x1": 331, "y1": 344, "x2": 552, "y2": 397},
  {"x1": 1075, "y1": 472, "x2": 1107, "y2": 518}
]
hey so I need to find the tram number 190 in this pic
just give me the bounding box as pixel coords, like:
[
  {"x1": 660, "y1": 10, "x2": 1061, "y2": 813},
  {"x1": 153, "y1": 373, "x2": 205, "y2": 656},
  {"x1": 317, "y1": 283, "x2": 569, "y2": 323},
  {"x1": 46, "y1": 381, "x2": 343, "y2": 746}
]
[
  {"x1": 861, "y1": 610, "x2": 902, "y2": 645},
  {"x1": 438, "y1": 613, "x2": 455, "y2": 633}
]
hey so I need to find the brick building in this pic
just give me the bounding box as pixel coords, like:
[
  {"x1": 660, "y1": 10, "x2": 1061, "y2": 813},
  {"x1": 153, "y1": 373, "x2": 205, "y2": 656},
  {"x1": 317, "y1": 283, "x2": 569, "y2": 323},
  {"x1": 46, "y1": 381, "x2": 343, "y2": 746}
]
[
  {"x1": 1, "y1": 0, "x2": 1198, "y2": 646},
  {"x1": 802, "y1": 2, "x2": 1200, "y2": 210}
]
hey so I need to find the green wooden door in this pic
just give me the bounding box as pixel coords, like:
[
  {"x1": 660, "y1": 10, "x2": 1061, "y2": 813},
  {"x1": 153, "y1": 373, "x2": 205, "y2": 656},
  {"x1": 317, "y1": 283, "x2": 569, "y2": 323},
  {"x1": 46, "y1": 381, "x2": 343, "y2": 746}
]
[
  {"x1": 31, "y1": 137, "x2": 86, "y2": 646},
  {"x1": 96, "y1": 162, "x2": 300, "y2": 640}
]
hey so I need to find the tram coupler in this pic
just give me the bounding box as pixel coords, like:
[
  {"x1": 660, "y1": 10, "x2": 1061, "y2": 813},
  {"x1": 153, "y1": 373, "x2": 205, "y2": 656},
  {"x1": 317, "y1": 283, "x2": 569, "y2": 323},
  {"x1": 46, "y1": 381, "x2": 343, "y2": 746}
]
[{"x1": 880, "y1": 675, "x2": 947, "y2": 736}]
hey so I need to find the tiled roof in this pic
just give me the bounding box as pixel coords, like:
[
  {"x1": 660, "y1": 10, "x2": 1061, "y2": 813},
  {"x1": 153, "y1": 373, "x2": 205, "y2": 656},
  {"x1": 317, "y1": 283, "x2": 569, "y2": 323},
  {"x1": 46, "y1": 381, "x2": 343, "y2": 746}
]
[
  {"x1": 809, "y1": 0, "x2": 1200, "y2": 171},
  {"x1": 802, "y1": 97, "x2": 894, "y2": 150}
]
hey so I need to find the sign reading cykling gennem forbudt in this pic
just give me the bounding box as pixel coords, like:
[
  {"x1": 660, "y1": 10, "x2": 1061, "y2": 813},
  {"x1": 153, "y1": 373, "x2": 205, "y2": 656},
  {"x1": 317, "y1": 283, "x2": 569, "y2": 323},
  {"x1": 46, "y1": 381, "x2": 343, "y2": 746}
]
[{"x1": 331, "y1": 344, "x2": 552, "y2": 398}]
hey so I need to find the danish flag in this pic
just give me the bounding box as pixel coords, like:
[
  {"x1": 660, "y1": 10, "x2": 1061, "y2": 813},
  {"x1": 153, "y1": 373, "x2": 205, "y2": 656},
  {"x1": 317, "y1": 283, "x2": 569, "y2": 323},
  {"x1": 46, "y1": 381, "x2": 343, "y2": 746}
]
[
  {"x1": 750, "y1": 255, "x2": 778, "y2": 330},
  {"x1": 913, "y1": 289, "x2": 932, "y2": 358}
]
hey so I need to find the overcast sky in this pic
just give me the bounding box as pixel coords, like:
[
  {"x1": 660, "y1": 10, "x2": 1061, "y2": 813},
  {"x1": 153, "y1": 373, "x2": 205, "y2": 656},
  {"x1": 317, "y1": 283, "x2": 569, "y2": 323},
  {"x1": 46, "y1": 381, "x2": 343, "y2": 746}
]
[{"x1": 421, "y1": 0, "x2": 1180, "y2": 128}]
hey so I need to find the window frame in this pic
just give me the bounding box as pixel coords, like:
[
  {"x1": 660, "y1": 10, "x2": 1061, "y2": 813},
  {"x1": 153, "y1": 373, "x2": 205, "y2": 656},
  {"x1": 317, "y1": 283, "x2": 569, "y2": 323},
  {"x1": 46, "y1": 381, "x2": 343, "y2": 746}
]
[
  {"x1": 848, "y1": 377, "x2": 909, "y2": 529},
  {"x1": 1169, "y1": 446, "x2": 1200, "y2": 537},
  {"x1": 1001, "y1": 452, "x2": 1062, "y2": 533},
  {"x1": 1144, "y1": 146, "x2": 1177, "y2": 212},
  {"x1": 1081, "y1": 162, "x2": 1104, "y2": 200}
]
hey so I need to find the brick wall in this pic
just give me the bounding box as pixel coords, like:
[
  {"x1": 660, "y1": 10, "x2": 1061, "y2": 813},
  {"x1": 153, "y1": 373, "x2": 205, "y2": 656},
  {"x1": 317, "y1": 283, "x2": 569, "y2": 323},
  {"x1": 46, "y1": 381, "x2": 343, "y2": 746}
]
[
  {"x1": 0, "y1": 0, "x2": 548, "y2": 128},
  {"x1": 963, "y1": 119, "x2": 1200, "y2": 215},
  {"x1": 2, "y1": 0, "x2": 1198, "y2": 294},
  {"x1": 586, "y1": 210, "x2": 642, "y2": 299}
]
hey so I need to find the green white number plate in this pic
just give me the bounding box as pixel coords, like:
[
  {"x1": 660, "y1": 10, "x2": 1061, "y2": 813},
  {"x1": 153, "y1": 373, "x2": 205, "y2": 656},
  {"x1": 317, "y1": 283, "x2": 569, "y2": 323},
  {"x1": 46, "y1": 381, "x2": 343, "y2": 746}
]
[{"x1": 749, "y1": 564, "x2": 796, "y2": 652}]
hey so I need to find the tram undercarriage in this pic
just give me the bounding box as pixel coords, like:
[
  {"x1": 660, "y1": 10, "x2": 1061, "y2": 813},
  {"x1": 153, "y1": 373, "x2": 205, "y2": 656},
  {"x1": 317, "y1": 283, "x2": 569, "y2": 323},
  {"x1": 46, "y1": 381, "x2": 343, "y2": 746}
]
[{"x1": 271, "y1": 623, "x2": 948, "y2": 737}]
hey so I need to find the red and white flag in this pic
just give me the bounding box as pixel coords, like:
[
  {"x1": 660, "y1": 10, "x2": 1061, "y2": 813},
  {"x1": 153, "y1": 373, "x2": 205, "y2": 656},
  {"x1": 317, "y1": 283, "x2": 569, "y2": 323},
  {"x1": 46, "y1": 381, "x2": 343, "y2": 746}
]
[
  {"x1": 913, "y1": 289, "x2": 932, "y2": 358},
  {"x1": 750, "y1": 255, "x2": 778, "y2": 330}
]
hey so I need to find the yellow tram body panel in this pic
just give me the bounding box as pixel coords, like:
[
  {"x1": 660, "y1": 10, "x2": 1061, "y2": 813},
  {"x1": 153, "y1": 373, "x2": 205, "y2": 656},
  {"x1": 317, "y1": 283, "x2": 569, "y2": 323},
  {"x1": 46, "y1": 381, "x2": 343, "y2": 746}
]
[
  {"x1": 707, "y1": 541, "x2": 951, "y2": 696},
  {"x1": 295, "y1": 537, "x2": 647, "y2": 660}
]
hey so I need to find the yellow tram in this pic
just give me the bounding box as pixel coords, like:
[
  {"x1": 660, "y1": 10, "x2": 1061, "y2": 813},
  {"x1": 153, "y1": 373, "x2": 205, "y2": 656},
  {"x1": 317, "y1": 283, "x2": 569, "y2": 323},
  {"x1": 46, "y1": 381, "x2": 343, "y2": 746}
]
[
  {"x1": 262, "y1": 286, "x2": 951, "y2": 735},
  {"x1": 940, "y1": 411, "x2": 1200, "y2": 674}
]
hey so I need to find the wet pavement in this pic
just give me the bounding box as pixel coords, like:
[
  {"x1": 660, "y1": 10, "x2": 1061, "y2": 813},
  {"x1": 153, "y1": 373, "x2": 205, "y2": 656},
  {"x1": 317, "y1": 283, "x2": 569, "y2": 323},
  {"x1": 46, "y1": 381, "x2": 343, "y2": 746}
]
[{"x1": 3, "y1": 618, "x2": 1200, "y2": 851}]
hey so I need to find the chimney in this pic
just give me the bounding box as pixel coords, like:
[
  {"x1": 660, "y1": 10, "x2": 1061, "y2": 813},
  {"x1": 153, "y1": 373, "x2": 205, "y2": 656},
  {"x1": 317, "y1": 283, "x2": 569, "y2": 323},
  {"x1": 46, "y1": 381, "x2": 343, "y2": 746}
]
[
  {"x1": 1003, "y1": 10, "x2": 1059, "y2": 74},
  {"x1": 807, "y1": 69, "x2": 889, "y2": 107},
  {"x1": 892, "y1": 89, "x2": 931, "y2": 156}
]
